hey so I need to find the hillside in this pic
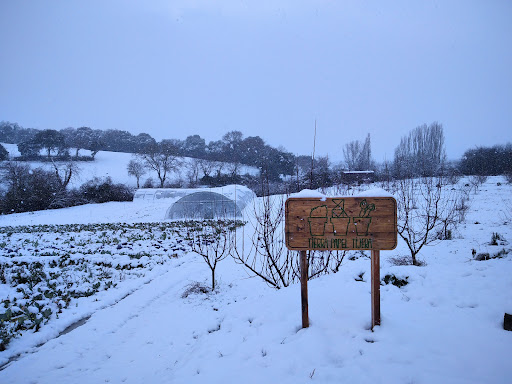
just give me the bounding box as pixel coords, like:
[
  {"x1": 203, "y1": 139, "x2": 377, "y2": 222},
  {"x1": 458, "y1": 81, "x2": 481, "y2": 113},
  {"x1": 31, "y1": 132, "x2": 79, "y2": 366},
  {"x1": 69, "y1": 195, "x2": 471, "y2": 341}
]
[{"x1": 1, "y1": 143, "x2": 258, "y2": 189}]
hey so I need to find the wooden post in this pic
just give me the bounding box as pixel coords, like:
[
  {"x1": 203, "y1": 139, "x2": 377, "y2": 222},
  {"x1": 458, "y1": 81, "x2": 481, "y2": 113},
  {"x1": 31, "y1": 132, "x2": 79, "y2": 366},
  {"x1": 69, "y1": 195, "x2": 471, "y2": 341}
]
[
  {"x1": 371, "y1": 250, "x2": 381, "y2": 329},
  {"x1": 300, "y1": 250, "x2": 309, "y2": 328}
]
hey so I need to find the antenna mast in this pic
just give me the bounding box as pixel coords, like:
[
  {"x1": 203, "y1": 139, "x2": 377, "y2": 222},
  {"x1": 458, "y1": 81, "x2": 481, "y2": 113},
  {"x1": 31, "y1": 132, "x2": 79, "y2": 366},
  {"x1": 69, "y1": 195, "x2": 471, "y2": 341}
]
[{"x1": 310, "y1": 119, "x2": 317, "y2": 189}]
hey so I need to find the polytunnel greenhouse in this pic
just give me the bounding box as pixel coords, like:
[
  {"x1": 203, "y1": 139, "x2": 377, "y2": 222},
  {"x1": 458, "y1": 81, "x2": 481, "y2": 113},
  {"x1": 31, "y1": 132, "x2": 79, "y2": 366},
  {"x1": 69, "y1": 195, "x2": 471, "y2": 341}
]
[
  {"x1": 164, "y1": 191, "x2": 238, "y2": 220},
  {"x1": 133, "y1": 185, "x2": 255, "y2": 220}
]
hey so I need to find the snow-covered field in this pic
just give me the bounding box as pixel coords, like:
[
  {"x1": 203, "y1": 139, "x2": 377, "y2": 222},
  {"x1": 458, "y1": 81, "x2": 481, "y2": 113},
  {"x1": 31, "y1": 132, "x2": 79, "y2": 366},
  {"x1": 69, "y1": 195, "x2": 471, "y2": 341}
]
[{"x1": 0, "y1": 177, "x2": 511, "y2": 383}]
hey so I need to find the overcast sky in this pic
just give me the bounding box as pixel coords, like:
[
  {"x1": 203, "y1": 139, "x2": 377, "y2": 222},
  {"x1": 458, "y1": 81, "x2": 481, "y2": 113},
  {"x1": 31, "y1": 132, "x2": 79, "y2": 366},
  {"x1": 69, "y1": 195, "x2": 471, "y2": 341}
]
[{"x1": 1, "y1": 0, "x2": 511, "y2": 163}]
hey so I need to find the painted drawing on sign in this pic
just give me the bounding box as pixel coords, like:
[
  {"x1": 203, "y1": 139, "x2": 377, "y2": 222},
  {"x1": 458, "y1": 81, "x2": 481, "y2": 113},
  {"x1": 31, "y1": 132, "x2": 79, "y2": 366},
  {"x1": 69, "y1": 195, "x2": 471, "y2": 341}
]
[
  {"x1": 308, "y1": 205, "x2": 328, "y2": 236},
  {"x1": 330, "y1": 198, "x2": 350, "y2": 237},
  {"x1": 354, "y1": 199, "x2": 375, "y2": 236},
  {"x1": 308, "y1": 199, "x2": 375, "y2": 237}
]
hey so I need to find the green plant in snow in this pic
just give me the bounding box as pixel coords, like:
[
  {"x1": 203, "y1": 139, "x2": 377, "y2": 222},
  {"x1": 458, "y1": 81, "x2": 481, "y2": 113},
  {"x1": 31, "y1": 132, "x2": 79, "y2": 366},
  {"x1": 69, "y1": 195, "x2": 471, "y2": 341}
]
[
  {"x1": 382, "y1": 274, "x2": 409, "y2": 288},
  {"x1": 490, "y1": 232, "x2": 505, "y2": 246}
]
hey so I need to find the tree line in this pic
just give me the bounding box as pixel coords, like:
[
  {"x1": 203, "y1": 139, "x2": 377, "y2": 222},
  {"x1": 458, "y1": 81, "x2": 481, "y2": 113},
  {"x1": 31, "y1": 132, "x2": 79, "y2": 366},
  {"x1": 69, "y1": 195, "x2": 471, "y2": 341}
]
[
  {"x1": 0, "y1": 122, "x2": 294, "y2": 181},
  {"x1": 2, "y1": 120, "x2": 511, "y2": 183},
  {"x1": 1, "y1": 120, "x2": 511, "y2": 215}
]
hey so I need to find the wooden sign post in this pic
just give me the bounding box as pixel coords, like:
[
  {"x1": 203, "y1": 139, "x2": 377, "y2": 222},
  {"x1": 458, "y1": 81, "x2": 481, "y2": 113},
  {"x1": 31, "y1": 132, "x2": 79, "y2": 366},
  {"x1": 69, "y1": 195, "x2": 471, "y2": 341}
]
[
  {"x1": 300, "y1": 250, "x2": 309, "y2": 328},
  {"x1": 371, "y1": 250, "x2": 380, "y2": 327},
  {"x1": 285, "y1": 196, "x2": 397, "y2": 329}
]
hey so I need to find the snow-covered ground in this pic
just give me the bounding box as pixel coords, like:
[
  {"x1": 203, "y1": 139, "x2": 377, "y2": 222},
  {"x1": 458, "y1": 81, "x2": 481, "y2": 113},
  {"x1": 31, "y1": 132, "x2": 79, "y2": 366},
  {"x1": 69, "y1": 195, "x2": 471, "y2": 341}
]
[
  {"x1": 0, "y1": 177, "x2": 511, "y2": 383},
  {"x1": 1, "y1": 143, "x2": 258, "y2": 189}
]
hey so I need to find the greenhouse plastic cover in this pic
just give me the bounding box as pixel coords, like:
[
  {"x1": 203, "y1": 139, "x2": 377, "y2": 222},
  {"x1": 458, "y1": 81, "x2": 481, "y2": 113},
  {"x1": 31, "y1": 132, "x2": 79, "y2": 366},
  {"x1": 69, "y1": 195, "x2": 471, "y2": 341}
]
[{"x1": 133, "y1": 185, "x2": 255, "y2": 220}]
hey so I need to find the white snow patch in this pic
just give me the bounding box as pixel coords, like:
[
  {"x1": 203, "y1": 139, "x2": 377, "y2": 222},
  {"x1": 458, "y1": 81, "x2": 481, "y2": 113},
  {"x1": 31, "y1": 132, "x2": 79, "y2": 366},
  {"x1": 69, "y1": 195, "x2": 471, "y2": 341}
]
[
  {"x1": 290, "y1": 189, "x2": 327, "y2": 200},
  {"x1": 355, "y1": 187, "x2": 395, "y2": 198}
]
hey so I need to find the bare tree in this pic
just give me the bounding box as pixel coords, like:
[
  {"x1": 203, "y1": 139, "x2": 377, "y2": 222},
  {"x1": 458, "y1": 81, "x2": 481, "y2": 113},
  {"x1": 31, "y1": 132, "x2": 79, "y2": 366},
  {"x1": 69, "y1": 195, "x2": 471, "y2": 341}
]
[
  {"x1": 50, "y1": 158, "x2": 78, "y2": 190},
  {"x1": 232, "y1": 191, "x2": 347, "y2": 289},
  {"x1": 139, "y1": 141, "x2": 180, "y2": 188},
  {"x1": 225, "y1": 161, "x2": 242, "y2": 179},
  {"x1": 393, "y1": 122, "x2": 446, "y2": 178},
  {"x1": 213, "y1": 161, "x2": 225, "y2": 178},
  {"x1": 127, "y1": 158, "x2": 147, "y2": 188},
  {"x1": 189, "y1": 221, "x2": 238, "y2": 291},
  {"x1": 294, "y1": 155, "x2": 312, "y2": 192},
  {"x1": 232, "y1": 193, "x2": 295, "y2": 289},
  {"x1": 343, "y1": 140, "x2": 361, "y2": 171},
  {"x1": 186, "y1": 158, "x2": 201, "y2": 187},
  {"x1": 396, "y1": 177, "x2": 453, "y2": 265},
  {"x1": 89, "y1": 134, "x2": 102, "y2": 160},
  {"x1": 436, "y1": 188, "x2": 467, "y2": 240},
  {"x1": 343, "y1": 134, "x2": 374, "y2": 171},
  {"x1": 198, "y1": 158, "x2": 215, "y2": 178}
]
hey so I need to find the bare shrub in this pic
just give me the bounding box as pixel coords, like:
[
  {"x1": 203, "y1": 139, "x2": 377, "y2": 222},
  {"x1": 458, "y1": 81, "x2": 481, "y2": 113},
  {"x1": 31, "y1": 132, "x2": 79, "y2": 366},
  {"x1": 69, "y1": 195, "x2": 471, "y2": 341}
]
[
  {"x1": 500, "y1": 198, "x2": 512, "y2": 224},
  {"x1": 0, "y1": 162, "x2": 62, "y2": 213},
  {"x1": 181, "y1": 282, "x2": 210, "y2": 298},
  {"x1": 233, "y1": 191, "x2": 349, "y2": 289},
  {"x1": 142, "y1": 177, "x2": 154, "y2": 188},
  {"x1": 436, "y1": 187, "x2": 470, "y2": 239},
  {"x1": 455, "y1": 193, "x2": 470, "y2": 224},
  {"x1": 233, "y1": 193, "x2": 294, "y2": 289},
  {"x1": 79, "y1": 177, "x2": 133, "y2": 203},
  {"x1": 396, "y1": 177, "x2": 453, "y2": 265},
  {"x1": 331, "y1": 182, "x2": 356, "y2": 197},
  {"x1": 469, "y1": 175, "x2": 488, "y2": 194},
  {"x1": 388, "y1": 255, "x2": 426, "y2": 266},
  {"x1": 292, "y1": 250, "x2": 348, "y2": 281}
]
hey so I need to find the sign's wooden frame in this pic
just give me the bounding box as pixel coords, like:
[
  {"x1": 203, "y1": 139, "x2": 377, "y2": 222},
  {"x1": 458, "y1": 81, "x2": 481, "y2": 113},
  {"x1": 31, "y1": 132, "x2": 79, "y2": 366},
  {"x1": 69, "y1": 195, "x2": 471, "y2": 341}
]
[{"x1": 285, "y1": 197, "x2": 397, "y2": 251}]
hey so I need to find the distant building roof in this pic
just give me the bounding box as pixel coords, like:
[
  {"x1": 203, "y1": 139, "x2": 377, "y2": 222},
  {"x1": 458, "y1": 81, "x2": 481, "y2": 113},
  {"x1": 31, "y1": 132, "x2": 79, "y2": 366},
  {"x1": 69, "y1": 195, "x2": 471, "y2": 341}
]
[{"x1": 343, "y1": 170, "x2": 375, "y2": 174}]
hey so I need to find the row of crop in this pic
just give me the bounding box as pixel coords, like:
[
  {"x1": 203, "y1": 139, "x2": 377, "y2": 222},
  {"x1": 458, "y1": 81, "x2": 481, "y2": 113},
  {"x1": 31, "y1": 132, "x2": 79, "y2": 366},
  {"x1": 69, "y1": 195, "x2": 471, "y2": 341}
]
[
  {"x1": 0, "y1": 220, "x2": 223, "y2": 235},
  {"x1": 0, "y1": 251, "x2": 177, "y2": 351},
  {"x1": 0, "y1": 220, "x2": 244, "y2": 351}
]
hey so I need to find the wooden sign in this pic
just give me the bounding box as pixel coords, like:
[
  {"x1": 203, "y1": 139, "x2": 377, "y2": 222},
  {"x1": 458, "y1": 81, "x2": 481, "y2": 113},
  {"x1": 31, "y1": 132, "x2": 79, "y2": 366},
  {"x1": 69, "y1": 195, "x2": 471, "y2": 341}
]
[
  {"x1": 286, "y1": 195, "x2": 397, "y2": 330},
  {"x1": 285, "y1": 197, "x2": 397, "y2": 251}
]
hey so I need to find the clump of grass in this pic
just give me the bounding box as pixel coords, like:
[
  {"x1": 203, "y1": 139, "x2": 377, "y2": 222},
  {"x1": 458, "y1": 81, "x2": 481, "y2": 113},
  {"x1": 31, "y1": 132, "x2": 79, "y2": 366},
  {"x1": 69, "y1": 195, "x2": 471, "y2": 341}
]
[
  {"x1": 181, "y1": 282, "x2": 210, "y2": 298},
  {"x1": 389, "y1": 255, "x2": 426, "y2": 266}
]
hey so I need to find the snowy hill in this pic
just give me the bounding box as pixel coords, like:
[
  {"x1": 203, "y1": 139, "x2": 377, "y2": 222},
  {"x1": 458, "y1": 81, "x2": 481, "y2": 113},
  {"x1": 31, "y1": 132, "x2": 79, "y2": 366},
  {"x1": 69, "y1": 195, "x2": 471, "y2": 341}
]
[
  {"x1": 1, "y1": 143, "x2": 258, "y2": 189},
  {"x1": 0, "y1": 177, "x2": 511, "y2": 383}
]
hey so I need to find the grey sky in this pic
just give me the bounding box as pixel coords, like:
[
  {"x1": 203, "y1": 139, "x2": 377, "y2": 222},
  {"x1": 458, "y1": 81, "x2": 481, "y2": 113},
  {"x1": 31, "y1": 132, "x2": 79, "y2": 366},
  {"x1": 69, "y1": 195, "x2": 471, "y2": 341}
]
[{"x1": 1, "y1": 0, "x2": 511, "y2": 163}]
